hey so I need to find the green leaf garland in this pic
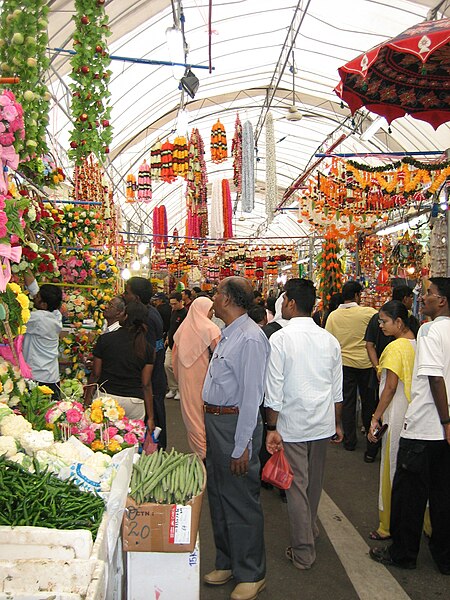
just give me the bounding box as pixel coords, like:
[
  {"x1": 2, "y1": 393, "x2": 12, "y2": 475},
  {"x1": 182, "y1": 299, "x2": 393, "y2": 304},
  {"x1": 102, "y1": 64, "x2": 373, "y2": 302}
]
[{"x1": 68, "y1": 0, "x2": 113, "y2": 164}]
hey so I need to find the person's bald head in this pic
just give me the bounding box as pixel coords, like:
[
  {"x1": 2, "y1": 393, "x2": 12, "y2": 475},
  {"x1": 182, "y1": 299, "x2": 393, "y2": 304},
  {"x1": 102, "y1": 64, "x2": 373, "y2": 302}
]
[{"x1": 214, "y1": 277, "x2": 254, "y2": 324}]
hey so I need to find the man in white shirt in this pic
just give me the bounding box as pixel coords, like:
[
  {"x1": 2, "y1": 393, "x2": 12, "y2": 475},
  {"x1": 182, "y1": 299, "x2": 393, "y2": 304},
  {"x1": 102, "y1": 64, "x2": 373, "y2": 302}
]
[
  {"x1": 23, "y1": 272, "x2": 63, "y2": 398},
  {"x1": 265, "y1": 278, "x2": 343, "y2": 570},
  {"x1": 370, "y1": 277, "x2": 450, "y2": 574}
]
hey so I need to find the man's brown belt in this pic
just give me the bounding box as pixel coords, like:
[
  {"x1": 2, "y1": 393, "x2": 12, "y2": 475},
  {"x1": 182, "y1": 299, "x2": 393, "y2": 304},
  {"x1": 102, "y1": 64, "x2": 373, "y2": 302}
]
[{"x1": 204, "y1": 404, "x2": 239, "y2": 415}]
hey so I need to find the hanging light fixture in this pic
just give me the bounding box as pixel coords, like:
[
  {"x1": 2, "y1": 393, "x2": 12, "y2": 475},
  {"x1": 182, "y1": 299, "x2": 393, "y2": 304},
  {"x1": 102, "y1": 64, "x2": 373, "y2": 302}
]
[
  {"x1": 138, "y1": 242, "x2": 147, "y2": 255},
  {"x1": 121, "y1": 268, "x2": 131, "y2": 280},
  {"x1": 180, "y1": 68, "x2": 199, "y2": 99}
]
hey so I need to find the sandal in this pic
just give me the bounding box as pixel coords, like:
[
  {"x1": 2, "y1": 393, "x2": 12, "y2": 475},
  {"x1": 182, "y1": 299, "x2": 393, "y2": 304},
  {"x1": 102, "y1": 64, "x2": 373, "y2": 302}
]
[{"x1": 369, "y1": 530, "x2": 391, "y2": 541}]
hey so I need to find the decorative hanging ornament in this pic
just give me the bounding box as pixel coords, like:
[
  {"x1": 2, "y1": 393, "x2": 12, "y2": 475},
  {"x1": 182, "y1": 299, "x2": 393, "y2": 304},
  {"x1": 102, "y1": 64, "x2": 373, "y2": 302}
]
[
  {"x1": 231, "y1": 113, "x2": 242, "y2": 194},
  {"x1": 173, "y1": 136, "x2": 189, "y2": 178},
  {"x1": 126, "y1": 173, "x2": 136, "y2": 202},
  {"x1": 211, "y1": 119, "x2": 228, "y2": 163},
  {"x1": 151, "y1": 141, "x2": 162, "y2": 180},
  {"x1": 160, "y1": 139, "x2": 176, "y2": 183},
  {"x1": 137, "y1": 160, "x2": 152, "y2": 201}
]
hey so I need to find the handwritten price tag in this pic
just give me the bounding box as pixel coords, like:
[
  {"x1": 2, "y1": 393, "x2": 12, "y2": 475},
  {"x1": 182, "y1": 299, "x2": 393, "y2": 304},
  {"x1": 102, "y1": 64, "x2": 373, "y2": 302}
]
[{"x1": 169, "y1": 505, "x2": 192, "y2": 544}]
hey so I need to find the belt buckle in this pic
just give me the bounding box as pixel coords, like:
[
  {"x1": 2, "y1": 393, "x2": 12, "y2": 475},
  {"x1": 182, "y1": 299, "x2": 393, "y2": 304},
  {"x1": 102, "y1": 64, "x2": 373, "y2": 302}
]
[{"x1": 213, "y1": 406, "x2": 220, "y2": 415}]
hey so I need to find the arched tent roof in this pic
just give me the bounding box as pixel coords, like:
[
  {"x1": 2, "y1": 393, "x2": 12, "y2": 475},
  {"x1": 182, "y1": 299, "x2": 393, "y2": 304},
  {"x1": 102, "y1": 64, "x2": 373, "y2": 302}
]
[{"x1": 45, "y1": 0, "x2": 450, "y2": 242}]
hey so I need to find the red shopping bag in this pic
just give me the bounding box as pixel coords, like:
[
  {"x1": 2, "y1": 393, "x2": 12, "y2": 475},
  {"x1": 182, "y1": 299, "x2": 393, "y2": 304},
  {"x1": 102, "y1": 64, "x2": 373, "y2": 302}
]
[{"x1": 261, "y1": 449, "x2": 293, "y2": 490}]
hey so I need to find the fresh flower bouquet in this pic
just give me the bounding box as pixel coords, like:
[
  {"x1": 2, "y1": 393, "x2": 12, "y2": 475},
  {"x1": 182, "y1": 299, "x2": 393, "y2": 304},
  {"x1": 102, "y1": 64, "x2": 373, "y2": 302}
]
[
  {"x1": 87, "y1": 288, "x2": 114, "y2": 329},
  {"x1": 57, "y1": 250, "x2": 94, "y2": 284},
  {"x1": 0, "y1": 282, "x2": 30, "y2": 339},
  {"x1": 25, "y1": 199, "x2": 63, "y2": 235},
  {"x1": 0, "y1": 355, "x2": 27, "y2": 407},
  {"x1": 91, "y1": 254, "x2": 119, "y2": 286},
  {"x1": 11, "y1": 241, "x2": 60, "y2": 279},
  {"x1": 61, "y1": 290, "x2": 89, "y2": 322},
  {"x1": 54, "y1": 205, "x2": 103, "y2": 247},
  {"x1": 81, "y1": 396, "x2": 146, "y2": 454},
  {"x1": 45, "y1": 398, "x2": 88, "y2": 441},
  {"x1": 60, "y1": 331, "x2": 93, "y2": 383}
]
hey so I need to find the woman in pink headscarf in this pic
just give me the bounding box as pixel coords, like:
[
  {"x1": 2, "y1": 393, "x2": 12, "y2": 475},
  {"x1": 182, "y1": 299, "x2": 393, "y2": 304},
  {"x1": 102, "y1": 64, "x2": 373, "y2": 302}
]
[{"x1": 173, "y1": 296, "x2": 221, "y2": 458}]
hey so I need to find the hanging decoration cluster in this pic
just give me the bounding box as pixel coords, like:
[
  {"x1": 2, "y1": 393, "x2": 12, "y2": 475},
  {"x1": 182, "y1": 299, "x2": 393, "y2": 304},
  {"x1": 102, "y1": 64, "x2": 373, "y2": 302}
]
[
  {"x1": 241, "y1": 120, "x2": 255, "y2": 213},
  {"x1": 186, "y1": 128, "x2": 208, "y2": 238},
  {"x1": 390, "y1": 231, "x2": 424, "y2": 278},
  {"x1": 210, "y1": 120, "x2": 228, "y2": 163},
  {"x1": 160, "y1": 139, "x2": 176, "y2": 183},
  {"x1": 173, "y1": 136, "x2": 189, "y2": 177},
  {"x1": 222, "y1": 179, "x2": 233, "y2": 239},
  {"x1": 316, "y1": 229, "x2": 343, "y2": 306},
  {"x1": 299, "y1": 156, "x2": 450, "y2": 236},
  {"x1": 68, "y1": 0, "x2": 113, "y2": 164},
  {"x1": 126, "y1": 174, "x2": 136, "y2": 202},
  {"x1": 0, "y1": 0, "x2": 50, "y2": 170}
]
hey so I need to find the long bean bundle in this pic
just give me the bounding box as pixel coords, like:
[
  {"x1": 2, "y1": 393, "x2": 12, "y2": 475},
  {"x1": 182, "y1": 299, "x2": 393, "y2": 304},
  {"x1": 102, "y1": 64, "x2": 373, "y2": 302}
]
[
  {"x1": 0, "y1": 458, "x2": 105, "y2": 539},
  {"x1": 130, "y1": 449, "x2": 204, "y2": 506}
]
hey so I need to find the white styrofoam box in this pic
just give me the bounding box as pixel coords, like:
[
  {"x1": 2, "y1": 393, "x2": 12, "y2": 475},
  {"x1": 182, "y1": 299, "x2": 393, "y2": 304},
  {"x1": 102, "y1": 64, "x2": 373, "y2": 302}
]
[
  {"x1": 127, "y1": 537, "x2": 200, "y2": 600},
  {"x1": 0, "y1": 594, "x2": 82, "y2": 599},
  {"x1": 105, "y1": 537, "x2": 124, "y2": 600},
  {"x1": 0, "y1": 558, "x2": 102, "y2": 594},
  {"x1": 0, "y1": 525, "x2": 93, "y2": 560},
  {"x1": 86, "y1": 558, "x2": 107, "y2": 600}
]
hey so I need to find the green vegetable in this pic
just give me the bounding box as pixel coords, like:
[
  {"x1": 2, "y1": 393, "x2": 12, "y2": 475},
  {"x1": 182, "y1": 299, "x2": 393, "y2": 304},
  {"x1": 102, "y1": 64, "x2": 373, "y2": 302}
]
[
  {"x1": 129, "y1": 449, "x2": 205, "y2": 505},
  {"x1": 0, "y1": 457, "x2": 105, "y2": 539}
]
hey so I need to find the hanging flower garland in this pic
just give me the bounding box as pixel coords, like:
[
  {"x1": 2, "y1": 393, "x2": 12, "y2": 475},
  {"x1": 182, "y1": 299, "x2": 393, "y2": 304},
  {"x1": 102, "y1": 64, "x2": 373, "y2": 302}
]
[
  {"x1": 173, "y1": 136, "x2": 188, "y2": 178},
  {"x1": 265, "y1": 111, "x2": 277, "y2": 224},
  {"x1": 222, "y1": 179, "x2": 233, "y2": 239},
  {"x1": 211, "y1": 120, "x2": 228, "y2": 163},
  {"x1": 126, "y1": 173, "x2": 136, "y2": 202},
  {"x1": 0, "y1": 0, "x2": 50, "y2": 168},
  {"x1": 68, "y1": 0, "x2": 113, "y2": 163},
  {"x1": 231, "y1": 113, "x2": 242, "y2": 194},
  {"x1": 73, "y1": 156, "x2": 106, "y2": 204},
  {"x1": 151, "y1": 141, "x2": 162, "y2": 179},
  {"x1": 160, "y1": 139, "x2": 176, "y2": 183},
  {"x1": 137, "y1": 160, "x2": 152, "y2": 201},
  {"x1": 153, "y1": 206, "x2": 168, "y2": 249},
  {"x1": 241, "y1": 120, "x2": 254, "y2": 213},
  {"x1": 316, "y1": 229, "x2": 343, "y2": 307},
  {"x1": 185, "y1": 128, "x2": 208, "y2": 238}
]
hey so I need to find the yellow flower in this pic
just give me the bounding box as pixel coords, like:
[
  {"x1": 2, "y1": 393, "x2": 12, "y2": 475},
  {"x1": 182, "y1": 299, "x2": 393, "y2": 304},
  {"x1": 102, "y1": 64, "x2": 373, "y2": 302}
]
[
  {"x1": 91, "y1": 440, "x2": 105, "y2": 451},
  {"x1": 8, "y1": 283, "x2": 21, "y2": 295},
  {"x1": 106, "y1": 257, "x2": 115, "y2": 265},
  {"x1": 38, "y1": 385, "x2": 54, "y2": 395},
  {"x1": 107, "y1": 439, "x2": 122, "y2": 453},
  {"x1": 0, "y1": 382, "x2": 3, "y2": 392},
  {"x1": 117, "y1": 406, "x2": 125, "y2": 419},
  {"x1": 98, "y1": 263, "x2": 106, "y2": 271},
  {"x1": 90, "y1": 408, "x2": 104, "y2": 423},
  {"x1": 21, "y1": 308, "x2": 31, "y2": 323},
  {"x1": 19, "y1": 326, "x2": 27, "y2": 335},
  {"x1": 91, "y1": 399, "x2": 102, "y2": 409},
  {"x1": 16, "y1": 293, "x2": 29, "y2": 309}
]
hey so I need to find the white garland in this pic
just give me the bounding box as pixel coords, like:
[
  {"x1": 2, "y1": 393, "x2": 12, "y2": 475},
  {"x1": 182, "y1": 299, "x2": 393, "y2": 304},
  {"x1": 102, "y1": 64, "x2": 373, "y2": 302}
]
[
  {"x1": 241, "y1": 120, "x2": 255, "y2": 213},
  {"x1": 209, "y1": 178, "x2": 224, "y2": 239},
  {"x1": 265, "y1": 111, "x2": 277, "y2": 223}
]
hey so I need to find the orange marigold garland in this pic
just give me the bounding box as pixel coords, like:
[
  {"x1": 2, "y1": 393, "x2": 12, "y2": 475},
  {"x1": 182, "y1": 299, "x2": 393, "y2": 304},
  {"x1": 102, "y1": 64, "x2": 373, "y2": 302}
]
[
  {"x1": 317, "y1": 229, "x2": 343, "y2": 307},
  {"x1": 126, "y1": 173, "x2": 136, "y2": 203},
  {"x1": 173, "y1": 136, "x2": 188, "y2": 178},
  {"x1": 137, "y1": 161, "x2": 152, "y2": 201},
  {"x1": 211, "y1": 119, "x2": 228, "y2": 163},
  {"x1": 151, "y1": 141, "x2": 162, "y2": 180},
  {"x1": 160, "y1": 139, "x2": 176, "y2": 183}
]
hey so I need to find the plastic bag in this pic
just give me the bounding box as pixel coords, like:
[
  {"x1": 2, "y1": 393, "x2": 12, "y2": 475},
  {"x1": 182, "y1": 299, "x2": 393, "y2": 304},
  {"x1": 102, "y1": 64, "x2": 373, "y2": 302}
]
[{"x1": 261, "y1": 449, "x2": 293, "y2": 490}]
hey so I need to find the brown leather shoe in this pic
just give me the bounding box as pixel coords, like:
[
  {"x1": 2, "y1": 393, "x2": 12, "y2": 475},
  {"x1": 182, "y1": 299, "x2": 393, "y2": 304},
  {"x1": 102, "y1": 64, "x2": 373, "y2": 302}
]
[
  {"x1": 204, "y1": 569, "x2": 233, "y2": 585},
  {"x1": 230, "y1": 579, "x2": 266, "y2": 600}
]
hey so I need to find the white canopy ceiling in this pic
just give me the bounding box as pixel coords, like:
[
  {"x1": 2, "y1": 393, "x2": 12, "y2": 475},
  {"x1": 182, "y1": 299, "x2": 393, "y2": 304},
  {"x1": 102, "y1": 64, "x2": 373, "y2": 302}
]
[{"x1": 45, "y1": 0, "x2": 450, "y2": 242}]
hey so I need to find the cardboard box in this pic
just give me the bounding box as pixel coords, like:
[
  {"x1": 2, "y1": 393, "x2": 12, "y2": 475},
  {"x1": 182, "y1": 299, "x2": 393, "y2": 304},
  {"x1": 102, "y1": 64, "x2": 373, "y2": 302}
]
[{"x1": 122, "y1": 488, "x2": 204, "y2": 553}]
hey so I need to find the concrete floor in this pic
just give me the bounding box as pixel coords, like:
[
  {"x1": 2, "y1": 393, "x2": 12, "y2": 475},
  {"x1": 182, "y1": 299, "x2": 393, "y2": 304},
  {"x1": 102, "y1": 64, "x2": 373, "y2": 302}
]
[{"x1": 164, "y1": 399, "x2": 450, "y2": 600}]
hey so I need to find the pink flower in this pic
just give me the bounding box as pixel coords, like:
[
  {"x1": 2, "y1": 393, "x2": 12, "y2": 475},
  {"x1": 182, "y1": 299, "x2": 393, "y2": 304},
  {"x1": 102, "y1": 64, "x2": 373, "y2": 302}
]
[
  {"x1": 0, "y1": 133, "x2": 14, "y2": 145},
  {"x1": 0, "y1": 123, "x2": 5, "y2": 133},
  {"x1": 78, "y1": 427, "x2": 95, "y2": 444},
  {"x1": 107, "y1": 426, "x2": 118, "y2": 438},
  {"x1": 73, "y1": 402, "x2": 84, "y2": 410},
  {"x1": 3, "y1": 104, "x2": 18, "y2": 121},
  {"x1": 66, "y1": 408, "x2": 82, "y2": 423},
  {"x1": 124, "y1": 432, "x2": 138, "y2": 445}
]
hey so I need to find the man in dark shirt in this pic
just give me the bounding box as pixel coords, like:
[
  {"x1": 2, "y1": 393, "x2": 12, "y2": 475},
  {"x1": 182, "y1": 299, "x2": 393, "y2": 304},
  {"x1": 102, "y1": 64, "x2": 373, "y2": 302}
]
[
  {"x1": 165, "y1": 292, "x2": 187, "y2": 400},
  {"x1": 182, "y1": 288, "x2": 193, "y2": 311},
  {"x1": 152, "y1": 293, "x2": 171, "y2": 340},
  {"x1": 124, "y1": 277, "x2": 168, "y2": 448}
]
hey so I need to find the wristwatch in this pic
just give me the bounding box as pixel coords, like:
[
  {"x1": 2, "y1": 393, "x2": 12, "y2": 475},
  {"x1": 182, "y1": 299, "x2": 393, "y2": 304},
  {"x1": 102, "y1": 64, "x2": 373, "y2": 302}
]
[{"x1": 266, "y1": 424, "x2": 276, "y2": 431}]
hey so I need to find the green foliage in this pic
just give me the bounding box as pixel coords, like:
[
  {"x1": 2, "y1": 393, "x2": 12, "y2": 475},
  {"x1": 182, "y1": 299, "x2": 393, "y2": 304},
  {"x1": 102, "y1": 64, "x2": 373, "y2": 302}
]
[
  {"x1": 68, "y1": 0, "x2": 113, "y2": 164},
  {"x1": 0, "y1": 0, "x2": 50, "y2": 163}
]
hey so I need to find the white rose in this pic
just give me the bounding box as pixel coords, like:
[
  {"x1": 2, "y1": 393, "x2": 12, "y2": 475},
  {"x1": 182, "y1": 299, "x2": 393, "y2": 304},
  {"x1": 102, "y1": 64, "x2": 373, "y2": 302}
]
[
  {"x1": 28, "y1": 242, "x2": 38, "y2": 252},
  {"x1": 3, "y1": 379, "x2": 14, "y2": 394},
  {"x1": 0, "y1": 363, "x2": 9, "y2": 376},
  {"x1": 28, "y1": 206, "x2": 37, "y2": 221},
  {"x1": 17, "y1": 380, "x2": 26, "y2": 394}
]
